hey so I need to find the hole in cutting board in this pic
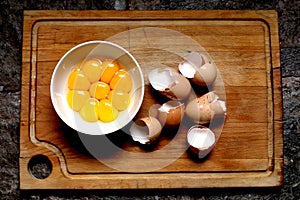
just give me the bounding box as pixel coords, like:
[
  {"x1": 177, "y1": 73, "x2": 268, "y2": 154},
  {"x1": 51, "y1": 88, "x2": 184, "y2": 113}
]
[{"x1": 28, "y1": 154, "x2": 52, "y2": 180}]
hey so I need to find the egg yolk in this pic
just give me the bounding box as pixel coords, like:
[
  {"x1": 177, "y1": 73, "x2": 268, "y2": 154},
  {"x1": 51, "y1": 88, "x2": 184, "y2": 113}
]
[
  {"x1": 81, "y1": 59, "x2": 103, "y2": 83},
  {"x1": 89, "y1": 81, "x2": 110, "y2": 100},
  {"x1": 100, "y1": 61, "x2": 119, "y2": 84},
  {"x1": 68, "y1": 70, "x2": 90, "y2": 91},
  {"x1": 108, "y1": 90, "x2": 130, "y2": 111},
  {"x1": 115, "y1": 60, "x2": 126, "y2": 70},
  {"x1": 66, "y1": 58, "x2": 132, "y2": 123},
  {"x1": 110, "y1": 69, "x2": 133, "y2": 93},
  {"x1": 67, "y1": 90, "x2": 90, "y2": 112},
  {"x1": 79, "y1": 98, "x2": 100, "y2": 122},
  {"x1": 98, "y1": 99, "x2": 118, "y2": 122}
]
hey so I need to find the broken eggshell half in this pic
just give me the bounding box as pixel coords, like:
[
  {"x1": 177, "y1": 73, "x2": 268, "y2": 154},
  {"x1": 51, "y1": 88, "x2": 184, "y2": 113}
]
[
  {"x1": 148, "y1": 67, "x2": 191, "y2": 100},
  {"x1": 157, "y1": 100, "x2": 185, "y2": 127},
  {"x1": 178, "y1": 51, "x2": 217, "y2": 86},
  {"x1": 185, "y1": 91, "x2": 226, "y2": 124},
  {"x1": 130, "y1": 117, "x2": 162, "y2": 145},
  {"x1": 187, "y1": 125, "x2": 216, "y2": 159}
]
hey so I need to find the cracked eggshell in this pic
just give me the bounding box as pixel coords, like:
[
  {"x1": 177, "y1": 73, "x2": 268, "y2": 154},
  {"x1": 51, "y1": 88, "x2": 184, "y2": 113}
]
[
  {"x1": 187, "y1": 125, "x2": 216, "y2": 159},
  {"x1": 179, "y1": 52, "x2": 217, "y2": 86},
  {"x1": 148, "y1": 68, "x2": 191, "y2": 100},
  {"x1": 158, "y1": 100, "x2": 185, "y2": 126},
  {"x1": 185, "y1": 92, "x2": 226, "y2": 124},
  {"x1": 130, "y1": 117, "x2": 162, "y2": 145},
  {"x1": 210, "y1": 99, "x2": 227, "y2": 116}
]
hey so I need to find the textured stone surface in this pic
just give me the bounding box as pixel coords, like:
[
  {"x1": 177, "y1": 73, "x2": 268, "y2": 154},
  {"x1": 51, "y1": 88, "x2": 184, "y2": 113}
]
[{"x1": 0, "y1": 0, "x2": 299, "y2": 199}]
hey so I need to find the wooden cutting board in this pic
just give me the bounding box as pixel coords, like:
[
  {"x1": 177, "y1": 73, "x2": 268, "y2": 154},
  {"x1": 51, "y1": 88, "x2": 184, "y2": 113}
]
[{"x1": 20, "y1": 10, "x2": 282, "y2": 189}]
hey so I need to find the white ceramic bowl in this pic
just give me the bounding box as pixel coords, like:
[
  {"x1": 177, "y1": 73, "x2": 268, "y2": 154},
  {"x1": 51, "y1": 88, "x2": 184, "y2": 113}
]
[{"x1": 50, "y1": 41, "x2": 144, "y2": 135}]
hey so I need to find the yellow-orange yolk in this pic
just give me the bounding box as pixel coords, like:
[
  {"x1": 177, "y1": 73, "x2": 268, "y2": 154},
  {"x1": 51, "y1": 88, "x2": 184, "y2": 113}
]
[
  {"x1": 89, "y1": 81, "x2": 110, "y2": 100},
  {"x1": 115, "y1": 60, "x2": 126, "y2": 69},
  {"x1": 66, "y1": 58, "x2": 132, "y2": 123},
  {"x1": 108, "y1": 90, "x2": 130, "y2": 111},
  {"x1": 98, "y1": 99, "x2": 118, "y2": 122},
  {"x1": 66, "y1": 90, "x2": 90, "y2": 112},
  {"x1": 79, "y1": 98, "x2": 100, "y2": 122},
  {"x1": 68, "y1": 70, "x2": 90, "y2": 91},
  {"x1": 110, "y1": 69, "x2": 133, "y2": 93},
  {"x1": 81, "y1": 59, "x2": 103, "y2": 83},
  {"x1": 100, "y1": 61, "x2": 119, "y2": 84}
]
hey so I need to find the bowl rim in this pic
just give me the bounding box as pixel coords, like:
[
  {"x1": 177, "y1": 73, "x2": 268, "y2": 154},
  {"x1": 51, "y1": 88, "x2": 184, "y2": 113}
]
[{"x1": 50, "y1": 40, "x2": 145, "y2": 135}]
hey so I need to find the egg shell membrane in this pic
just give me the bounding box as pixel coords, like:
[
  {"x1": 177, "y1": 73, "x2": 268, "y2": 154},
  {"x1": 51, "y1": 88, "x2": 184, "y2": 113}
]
[
  {"x1": 179, "y1": 52, "x2": 217, "y2": 86},
  {"x1": 148, "y1": 68, "x2": 191, "y2": 100},
  {"x1": 211, "y1": 100, "x2": 227, "y2": 116},
  {"x1": 130, "y1": 117, "x2": 162, "y2": 145},
  {"x1": 178, "y1": 51, "x2": 203, "y2": 78},
  {"x1": 148, "y1": 68, "x2": 178, "y2": 91},
  {"x1": 204, "y1": 92, "x2": 226, "y2": 116},
  {"x1": 187, "y1": 125, "x2": 216, "y2": 158},
  {"x1": 183, "y1": 51, "x2": 204, "y2": 69},
  {"x1": 158, "y1": 74, "x2": 191, "y2": 100}
]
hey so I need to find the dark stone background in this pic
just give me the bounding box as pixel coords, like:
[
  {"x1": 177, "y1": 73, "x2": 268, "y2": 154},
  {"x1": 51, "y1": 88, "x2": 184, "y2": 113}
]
[{"x1": 0, "y1": 0, "x2": 299, "y2": 199}]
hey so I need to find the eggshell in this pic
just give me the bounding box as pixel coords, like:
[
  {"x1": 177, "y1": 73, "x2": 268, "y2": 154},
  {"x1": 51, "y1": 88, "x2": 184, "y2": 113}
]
[
  {"x1": 129, "y1": 117, "x2": 162, "y2": 145},
  {"x1": 158, "y1": 100, "x2": 185, "y2": 126},
  {"x1": 187, "y1": 125, "x2": 216, "y2": 159},
  {"x1": 179, "y1": 52, "x2": 217, "y2": 86},
  {"x1": 193, "y1": 62, "x2": 217, "y2": 86},
  {"x1": 185, "y1": 97, "x2": 212, "y2": 124},
  {"x1": 148, "y1": 68, "x2": 191, "y2": 100},
  {"x1": 211, "y1": 100, "x2": 227, "y2": 116},
  {"x1": 185, "y1": 92, "x2": 226, "y2": 124}
]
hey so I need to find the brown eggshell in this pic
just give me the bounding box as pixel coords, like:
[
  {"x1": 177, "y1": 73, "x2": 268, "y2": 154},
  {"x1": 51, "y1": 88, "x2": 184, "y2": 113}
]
[
  {"x1": 129, "y1": 117, "x2": 162, "y2": 145},
  {"x1": 179, "y1": 52, "x2": 217, "y2": 86},
  {"x1": 211, "y1": 100, "x2": 226, "y2": 116},
  {"x1": 168, "y1": 74, "x2": 191, "y2": 100},
  {"x1": 185, "y1": 97, "x2": 212, "y2": 124},
  {"x1": 192, "y1": 61, "x2": 217, "y2": 86},
  {"x1": 148, "y1": 68, "x2": 191, "y2": 100},
  {"x1": 187, "y1": 125, "x2": 216, "y2": 159},
  {"x1": 185, "y1": 92, "x2": 226, "y2": 124},
  {"x1": 158, "y1": 100, "x2": 185, "y2": 126}
]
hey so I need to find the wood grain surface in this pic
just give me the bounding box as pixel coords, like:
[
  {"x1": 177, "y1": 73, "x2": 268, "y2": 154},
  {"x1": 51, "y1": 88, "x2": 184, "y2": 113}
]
[{"x1": 20, "y1": 10, "x2": 282, "y2": 189}]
